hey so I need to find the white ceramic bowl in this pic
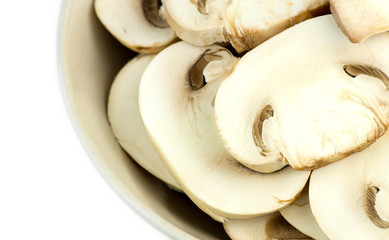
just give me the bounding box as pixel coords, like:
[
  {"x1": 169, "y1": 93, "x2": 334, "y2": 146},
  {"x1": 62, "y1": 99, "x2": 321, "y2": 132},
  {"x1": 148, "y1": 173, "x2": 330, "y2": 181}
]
[{"x1": 57, "y1": 0, "x2": 228, "y2": 239}]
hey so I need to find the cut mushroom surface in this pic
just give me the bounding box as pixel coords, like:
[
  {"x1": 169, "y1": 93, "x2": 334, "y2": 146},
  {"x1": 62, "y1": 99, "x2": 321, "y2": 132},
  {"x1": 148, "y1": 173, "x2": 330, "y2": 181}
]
[
  {"x1": 164, "y1": 0, "x2": 329, "y2": 53},
  {"x1": 280, "y1": 186, "x2": 329, "y2": 240},
  {"x1": 95, "y1": 0, "x2": 176, "y2": 53},
  {"x1": 310, "y1": 131, "x2": 389, "y2": 240},
  {"x1": 107, "y1": 54, "x2": 180, "y2": 190},
  {"x1": 139, "y1": 41, "x2": 310, "y2": 220},
  {"x1": 215, "y1": 15, "x2": 389, "y2": 172},
  {"x1": 163, "y1": 0, "x2": 227, "y2": 48},
  {"x1": 224, "y1": 212, "x2": 313, "y2": 240},
  {"x1": 330, "y1": 0, "x2": 389, "y2": 43}
]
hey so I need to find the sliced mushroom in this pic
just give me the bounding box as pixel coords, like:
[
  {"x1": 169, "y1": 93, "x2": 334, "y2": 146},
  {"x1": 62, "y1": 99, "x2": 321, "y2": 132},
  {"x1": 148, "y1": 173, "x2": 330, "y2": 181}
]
[
  {"x1": 224, "y1": 0, "x2": 330, "y2": 53},
  {"x1": 95, "y1": 0, "x2": 176, "y2": 53},
  {"x1": 330, "y1": 0, "x2": 389, "y2": 43},
  {"x1": 107, "y1": 54, "x2": 181, "y2": 190},
  {"x1": 310, "y1": 131, "x2": 389, "y2": 239},
  {"x1": 215, "y1": 15, "x2": 389, "y2": 173},
  {"x1": 224, "y1": 212, "x2": 313, "y2": 240},
  {"x1": 280, "y1": 186, "x2": 329, "y2": 240},
  {"x1": 164, "y1": 0, "x2": 329, "y2": 53},
  {"x1": 139, "y1": 41, "x2": 310, "y2": 220},
  {"x1": 163, "y1": 0, "x2": 227, "y2": 47}
]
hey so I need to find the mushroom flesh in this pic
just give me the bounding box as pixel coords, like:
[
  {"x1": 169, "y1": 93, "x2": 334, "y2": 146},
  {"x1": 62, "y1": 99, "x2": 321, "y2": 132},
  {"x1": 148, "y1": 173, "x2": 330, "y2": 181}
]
[
  {"x1": 95, "y1": 0, "x2": 176, "y2": 53},
  {"x1": 330, "y1": 0, "x2": 389, "y2": 43},
  {"x1": 139, "y1": 41, "x2": 310, "y2": 220},
  {"x1": 107, "y1": 54, "x2": 181, "y2": 190},
  {"x1": 280, "y1": 186, "x2": 329, "y2": 240},
  {"x1": 215, "y1": 15, "x2": 389, "y2": 172},
  {"x1": 164, "y1": 0, "x2": 329, "y2": 53},
  {"x1": 224, "y1": 212, "x2": 313, "y2": 240},
  {"x1": 310, "y1": 130, "x2": 389, "y2": 239}
]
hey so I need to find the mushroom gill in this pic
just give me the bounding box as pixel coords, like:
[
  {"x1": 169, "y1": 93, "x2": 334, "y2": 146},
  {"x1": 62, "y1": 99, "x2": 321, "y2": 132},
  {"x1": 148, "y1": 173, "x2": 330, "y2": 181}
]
[
  {"x1": 364, "y1": 186, "x2": 389, "y2": 229},
  {"x1": 190, "y1": 52, "x2": 223, "y2": 91},
  {"x1": 253, "y1": 105, "x2": 274, "y2": 156},
  {"x1": 143, "y1": 0, "x2": 169, "y2": 28},
  {"x1": 343, "y1": 64, "x2": 389, "y2": 89}
]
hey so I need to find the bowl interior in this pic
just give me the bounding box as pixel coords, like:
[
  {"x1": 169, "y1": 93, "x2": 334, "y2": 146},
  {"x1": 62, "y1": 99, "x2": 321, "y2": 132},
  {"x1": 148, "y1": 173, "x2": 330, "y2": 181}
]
[{"x1": 58, "y1": 0, "x2": 228, "y2": 239}]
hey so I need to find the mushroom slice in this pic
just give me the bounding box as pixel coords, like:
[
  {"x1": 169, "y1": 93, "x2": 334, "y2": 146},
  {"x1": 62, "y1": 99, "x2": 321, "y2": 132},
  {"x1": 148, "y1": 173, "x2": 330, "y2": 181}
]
[
  {"x1": 310, "y1": 131, "x2": 389, "y2": 240},
  {"x1": 108, "y1": 54, "x2": 180, "y2": 190},
  {"x1": 163, "y1": 0, "x2": 227, "y2": 47},
  {"x1": 224, "y1": 0, "x2": 330, "y2": 53},
  {"x1": 215, "y1": 15, "x2": 389, "y2": 172},
  {"x1": 330, "y1": 0, "x2": 389, "y2": 43},
  {"x1": 139, "y1": 41, "x2": 310, "y2": 220},
  {"x1": 280, "y1": 186, "x2": 329, "y2": 240},
  {"x1": 95, "y1": 0, "x2": 176, "y2": 53},
  {"x1": 224, "y1": 212, "x2": 313, "y2": 240},
  {"x1": 164, "y1": 0, "x2": 329, "y2": 53}
]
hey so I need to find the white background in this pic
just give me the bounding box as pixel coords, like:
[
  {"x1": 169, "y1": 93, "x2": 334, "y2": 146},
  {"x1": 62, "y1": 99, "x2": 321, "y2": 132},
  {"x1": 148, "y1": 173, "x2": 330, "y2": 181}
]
[{"x1": 0, "y1": 1, "x2": 168, "y2": 239}]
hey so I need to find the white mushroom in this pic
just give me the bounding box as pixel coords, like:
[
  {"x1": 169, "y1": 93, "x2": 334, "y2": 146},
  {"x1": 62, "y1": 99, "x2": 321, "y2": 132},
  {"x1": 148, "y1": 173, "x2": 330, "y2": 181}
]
[
  {"x1": 330, "y1": 0, "x2": 389, "y2": 43},
  {"x1": 215, "y1": 15, "x2": 389, "y2": 173},
  {"x1": 139, "y1": 41, "x2": 310, "y2": 220},
  {"x1": 95, "y1": 0, "x2": 176, "y2": 53},
  {"x1": 310, "y1": 131, "x2": 389, "y2": 240},
  {"x1": 163, "y1": 0, "x2": 227, "y2": 48},
  {"x1": 164, "y1": 0, "x2": 329, "y2": 53},
  {"x1": 280, "y1": 186, "x2": 329, "y2": 240},
  {"x1": 107, "y1": 54, "x2": 180, "y2": 190},
  {"x1": 224, "y1": 212, "x2": 313, "y2": 240}
]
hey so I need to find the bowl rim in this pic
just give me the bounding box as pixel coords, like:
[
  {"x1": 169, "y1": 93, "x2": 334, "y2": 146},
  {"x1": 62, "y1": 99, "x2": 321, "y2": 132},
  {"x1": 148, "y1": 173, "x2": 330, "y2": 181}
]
[{"x1": 56, "y1": 1, "x2": 195, "y2": 239}]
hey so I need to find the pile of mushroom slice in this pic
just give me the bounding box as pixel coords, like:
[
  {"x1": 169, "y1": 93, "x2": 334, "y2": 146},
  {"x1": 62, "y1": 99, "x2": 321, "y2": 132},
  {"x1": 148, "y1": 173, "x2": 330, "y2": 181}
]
[
  {"x1": 164, "y1": 0, "x2": 330, "y2": 53},
  {"x1": 139, "y1": 42, "x2": 310, "y2": 221},
  {"x1": 213, "y1": 14, "x2": 389, "y2": 240},
  {"x1": 97, "y1": 0, "x2": 389, "y2": 239},
  {"x1": 215, "y1": 15, "x2": 389, "y2": 173}
]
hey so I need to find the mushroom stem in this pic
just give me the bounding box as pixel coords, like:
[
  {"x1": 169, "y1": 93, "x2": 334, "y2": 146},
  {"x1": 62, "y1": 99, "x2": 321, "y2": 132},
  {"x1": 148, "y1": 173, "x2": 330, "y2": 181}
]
[
  {"x1": 143, "y1": 0, "x2": 169, "y2": 28},
  {"x1": 364, "y1": 186, "x2": 389, "y2": 229}
]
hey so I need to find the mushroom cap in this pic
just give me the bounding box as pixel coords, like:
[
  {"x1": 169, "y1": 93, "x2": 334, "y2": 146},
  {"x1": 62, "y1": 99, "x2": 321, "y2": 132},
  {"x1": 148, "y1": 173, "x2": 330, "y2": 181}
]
[
  {"x1": 310, "y1": 130, "x2": 389, "y2": 240},
  {"x1": 280, "y1": 186, "x2": 329, "y2": 240},
  {"x1": 224, "y1": 212, "x2": 313, "y2": 240},
  {"x1": 95, "y1": 0, "x2": 176, "y2": 53},
  {"x1": 330, "y1": 0, "x2": 389, "y2": 43},
  {"x1": 215, "y1": 15, "x2": 389, "y2": 172},
  {"x1": 139, "y1": 41, "x2": 310, "y2": 220},
  {"x1": 108, "y1": 54, "x2": 180, "y2": 190}
]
